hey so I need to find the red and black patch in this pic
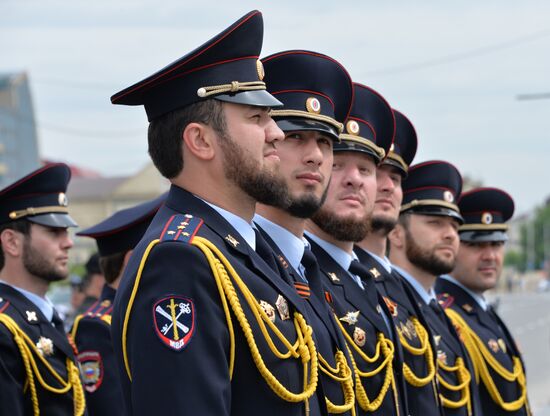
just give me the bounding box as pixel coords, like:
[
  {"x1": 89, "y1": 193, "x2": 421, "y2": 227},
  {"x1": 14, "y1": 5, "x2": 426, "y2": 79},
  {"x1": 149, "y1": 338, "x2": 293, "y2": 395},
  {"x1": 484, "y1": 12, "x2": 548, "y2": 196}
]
[
  {"x1": 153, "y1": 296, "x2": 195, "y2": 351},
  {"x1": 78, "y1": 350, "x2": 104, "y2": 393}
]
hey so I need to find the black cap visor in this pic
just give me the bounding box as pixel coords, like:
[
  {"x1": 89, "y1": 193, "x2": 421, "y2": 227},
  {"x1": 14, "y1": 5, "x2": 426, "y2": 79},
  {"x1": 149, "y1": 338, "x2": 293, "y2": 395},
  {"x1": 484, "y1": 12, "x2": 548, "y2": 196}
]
[
  {"x1": 215, "y1": 90, "x2": 283, "y2": 108},
  {"x1": 459, "y1": 230, "x2": 508, "y2": 243},
  {"x1": 382, "y1": 157, "x2": 408, "y2": 177},
  {"x1": 333, "y1": 141, "x2": 382, "y2": 163},
  {"x1": 27, "y1": 213, "x2": 78, "y2": 228},
  {"x1": 406, "y1": 206, "x2": 464, "y2": 224},
  {"x1": 275, "y1": 117, "x2": 340, "y2": 141}
]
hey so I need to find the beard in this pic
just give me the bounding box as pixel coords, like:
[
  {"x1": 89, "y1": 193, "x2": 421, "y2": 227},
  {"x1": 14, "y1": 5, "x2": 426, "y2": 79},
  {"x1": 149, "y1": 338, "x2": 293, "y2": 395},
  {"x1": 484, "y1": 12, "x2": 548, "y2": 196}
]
[
  {"x1": 23, "y1": 238, "x2": 67, "y2": 283},
  {"x1": 370, "y1": 214, "x2": 397, "y2": 235},
  {"x1": 285, "y1": 185, "x2": 329, "y2": 218},
  {"x1": 404, "y1": 228, "x2": 455, "y2": 276},
  {"x1": 311, "y1": 207, "x2": 371, "y2": 242},
  {"x1": 219, "y1": 132, "x2": 290, "y2": 208}
]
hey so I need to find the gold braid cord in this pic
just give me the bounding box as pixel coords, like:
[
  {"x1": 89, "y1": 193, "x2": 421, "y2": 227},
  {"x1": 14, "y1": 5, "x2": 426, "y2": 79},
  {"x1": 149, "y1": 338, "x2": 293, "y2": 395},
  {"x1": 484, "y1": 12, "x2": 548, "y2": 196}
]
[
  {"x1": 122, "y1": 237, "x2": 319, "y2": 410},
  {"x1": 437, "y1": 356, "x2": 472, "y2": 415},
  {"x1": 196, "y1": 81, "x2": 266, "y2": 98},
  {"x1": 336, "y1": 317, "x2": 396, "y2": 413},
  {"x1": 397, "y1": 317, "x2": 437, "y2": 387},
  {"x1": 317, "y1": 350, "x2": 355, "y2": 414},
  {"x1": 0, "y1": 314, "x2": 85, "y2": 416},
  {"x1": 445, "y1": 308, "x2": 529, "y2": 412}
]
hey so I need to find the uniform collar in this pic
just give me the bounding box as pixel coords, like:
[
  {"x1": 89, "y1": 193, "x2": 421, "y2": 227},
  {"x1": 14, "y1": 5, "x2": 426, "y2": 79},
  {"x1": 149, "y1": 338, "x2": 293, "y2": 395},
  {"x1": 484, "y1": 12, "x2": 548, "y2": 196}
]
[
  {"x1": 440, "y1": 274, "x2": 488, "y2": 310},
  {"x1": 305, "y1": 231, "x2": 353, "y2": 271},
  {"x1": 392, "y1": 265, "x2": 437, "y2": 305},
  {"x1": 201, "y1": 199, "x2": 255, "y2": 250},
  {"x1": 253, "y1": 214, "x2": 306, "y2": 272},
  {"x1": 361, "y1": 248, "x2": 392, "y2": 274},
  {"x1": 0, "y1": 280, "x2": 55, "y2": 321}
]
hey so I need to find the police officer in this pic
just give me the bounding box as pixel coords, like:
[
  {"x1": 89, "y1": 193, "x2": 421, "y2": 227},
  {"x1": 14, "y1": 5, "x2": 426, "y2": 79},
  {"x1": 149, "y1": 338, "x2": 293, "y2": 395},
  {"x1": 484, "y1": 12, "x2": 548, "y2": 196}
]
[
  {"x1": 388, "y1": 160, "x2": 481, "y2": 416},
  {"x1": 71, "y1": 194, "x2": 166, "y2": 415},
  {"x1": 110, "y1": 10, "x2": 325, "y2": 415},
  {"x1": 0, "y1": 163, "x2": 86, "y2": 415},
  {"x1": 304, "y1": 83, "x2": 407, "y2": 415},
  {"x1": 354, "y1": 112, "x2": 443, "y2": 416},
  {"x1": 255, "y1": 49, "x2": 355, "y2": 414},
  {"x1": 436, "y1": 188, "x2": 532, "y2": 416}
]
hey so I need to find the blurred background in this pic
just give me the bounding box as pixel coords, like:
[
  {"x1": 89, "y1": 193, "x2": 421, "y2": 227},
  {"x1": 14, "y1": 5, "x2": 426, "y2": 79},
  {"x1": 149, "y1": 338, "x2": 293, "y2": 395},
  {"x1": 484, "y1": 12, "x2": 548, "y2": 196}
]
[{"x1": 2, "y1": 0, "x2": 549, "y2": 412}]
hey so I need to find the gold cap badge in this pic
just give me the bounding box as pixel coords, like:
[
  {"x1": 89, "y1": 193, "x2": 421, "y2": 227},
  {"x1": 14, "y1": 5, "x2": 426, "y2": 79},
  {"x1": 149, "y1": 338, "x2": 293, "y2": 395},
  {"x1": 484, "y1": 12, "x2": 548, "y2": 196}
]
[
  {"x1": 305, "y1": 97, "x2": 321, "y2": 114},
  {"x1": 346, "y1": 120, "x2": 360, "y2": 135},
  {"x1": 481, "y1": 212, "x2": 493, "y2": 224}
]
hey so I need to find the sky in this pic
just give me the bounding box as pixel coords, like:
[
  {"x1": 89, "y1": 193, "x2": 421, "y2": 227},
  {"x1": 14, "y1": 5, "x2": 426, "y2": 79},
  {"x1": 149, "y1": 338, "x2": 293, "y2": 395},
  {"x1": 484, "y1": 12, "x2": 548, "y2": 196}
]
[{"x1": 1, "y1": 0, "x2": 550, "y2": 215}]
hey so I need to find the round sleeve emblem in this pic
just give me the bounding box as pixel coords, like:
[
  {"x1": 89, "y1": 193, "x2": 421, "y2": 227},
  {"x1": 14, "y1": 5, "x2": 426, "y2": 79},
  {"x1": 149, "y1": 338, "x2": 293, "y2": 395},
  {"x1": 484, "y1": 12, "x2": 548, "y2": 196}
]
[{"x1": 305, "y1": 97, "x2": 321, "y2": 114}]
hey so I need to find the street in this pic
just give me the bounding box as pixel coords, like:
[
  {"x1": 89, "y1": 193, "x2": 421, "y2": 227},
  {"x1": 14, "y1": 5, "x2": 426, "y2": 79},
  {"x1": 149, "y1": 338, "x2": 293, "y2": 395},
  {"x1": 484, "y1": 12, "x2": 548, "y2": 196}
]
[{"x1": 487, "y1": 291, "x2": 550, "y2": 415}]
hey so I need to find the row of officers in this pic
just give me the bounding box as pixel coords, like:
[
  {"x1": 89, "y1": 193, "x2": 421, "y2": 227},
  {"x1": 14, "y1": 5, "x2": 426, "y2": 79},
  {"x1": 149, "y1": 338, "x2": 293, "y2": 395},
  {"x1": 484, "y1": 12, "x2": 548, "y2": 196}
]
[{"x1": 0, "y1": 10, "x2": 531, "y2": 416}]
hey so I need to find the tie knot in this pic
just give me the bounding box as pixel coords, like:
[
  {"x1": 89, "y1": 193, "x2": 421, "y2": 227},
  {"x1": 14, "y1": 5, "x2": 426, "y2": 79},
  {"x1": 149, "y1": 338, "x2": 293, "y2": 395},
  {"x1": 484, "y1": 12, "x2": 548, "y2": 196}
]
[
  {"x1": 348, "y1": 260, "x2": 367, "y2": 277},
  {"x1": 301, "y1": 248, "x2": 317, "y2": 269}
]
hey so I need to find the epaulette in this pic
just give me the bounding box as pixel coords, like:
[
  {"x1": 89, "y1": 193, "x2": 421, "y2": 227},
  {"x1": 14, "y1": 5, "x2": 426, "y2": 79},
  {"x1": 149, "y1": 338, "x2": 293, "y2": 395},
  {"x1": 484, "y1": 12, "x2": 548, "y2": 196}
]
[
  {"x1": 159, "y1": 214, "x2": 204, "y2": 243},
  {"x1": 437, "y1": 292, "x2": 455, "y2": 309},
  {"x1": 0, "y1": 297, "x2": 9, "y2": 314}
]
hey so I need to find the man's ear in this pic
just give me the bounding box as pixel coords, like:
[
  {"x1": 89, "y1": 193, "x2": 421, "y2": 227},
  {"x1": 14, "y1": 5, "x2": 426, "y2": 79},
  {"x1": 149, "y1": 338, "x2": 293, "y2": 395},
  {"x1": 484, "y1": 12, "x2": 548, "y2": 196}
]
[
  {"x1": 0, "y1": 228, "x2": 24, "y2": 258},
  {"x1": 182, "y1": 122, "x2": 216, "y2": 161},
  {"x1": 388, "y1": 223, "x2": 405, "y2": 250}
]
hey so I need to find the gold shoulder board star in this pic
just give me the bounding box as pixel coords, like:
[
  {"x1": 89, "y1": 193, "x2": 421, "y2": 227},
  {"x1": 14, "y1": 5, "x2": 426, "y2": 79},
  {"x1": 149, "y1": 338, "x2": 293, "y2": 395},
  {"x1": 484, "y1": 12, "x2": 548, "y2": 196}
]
[
  {"x1": 369, "y1": 267, "x2": 381, "y2": 278},
  {"x1": 340, "y1": 310, "x2": 360, "y2": 325},
  {"x1": 328, "y1": 272, "x2": 340, "y2": 282},
  {"x1": 225, "y1": 235, "x2": 239, "y2": 247},
  {"x1": 26, "y1": 310, "x2": 38, "y2": 322},
  {"x1": 462, "y1": 304, "x2": 473, "y2": 313},
  {"x1": 433, "y1": 334, "x2": 441, "y2": 346}
]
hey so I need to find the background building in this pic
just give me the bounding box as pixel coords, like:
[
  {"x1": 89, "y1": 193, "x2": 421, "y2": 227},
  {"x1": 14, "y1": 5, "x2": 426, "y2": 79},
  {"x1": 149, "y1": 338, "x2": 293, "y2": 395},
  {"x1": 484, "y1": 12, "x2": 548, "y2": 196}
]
[{"x1": 0, "y1": 72, "x2": 40, "y2": 187}]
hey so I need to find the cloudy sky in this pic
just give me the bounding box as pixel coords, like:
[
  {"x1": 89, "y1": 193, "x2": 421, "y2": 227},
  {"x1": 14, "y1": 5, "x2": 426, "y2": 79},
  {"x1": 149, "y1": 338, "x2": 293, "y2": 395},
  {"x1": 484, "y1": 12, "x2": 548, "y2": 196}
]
[{"x1": 2, "y1": 0, "x2": 549, "y2": 214}]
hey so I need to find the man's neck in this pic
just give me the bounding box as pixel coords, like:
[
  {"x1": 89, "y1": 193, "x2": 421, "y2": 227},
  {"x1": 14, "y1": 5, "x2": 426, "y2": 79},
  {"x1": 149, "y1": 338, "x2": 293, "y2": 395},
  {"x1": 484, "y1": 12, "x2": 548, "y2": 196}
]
[
  {"x1": 357, "y1": 230, "x2": 388, "y2": 258},
  {"x1": 0, "y1": 266, "x2": 49, "y2": 298},
  {"x1": 175, "y1": 173, "x2": 256, "y2": 222},
  {"x1": 304, "y1": 220, "x2": 354, "y2": 254},
  {"x1": 255, "y1": 205, "x2": 305, "y2": 237},
  {"x1": 390, "y1": 252, "x2": 436, "y2": 292}
]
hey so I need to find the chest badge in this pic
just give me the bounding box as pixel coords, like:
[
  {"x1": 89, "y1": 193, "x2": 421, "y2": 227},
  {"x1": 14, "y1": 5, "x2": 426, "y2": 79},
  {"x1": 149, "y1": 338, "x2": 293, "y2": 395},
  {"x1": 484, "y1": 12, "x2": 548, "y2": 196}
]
[
  {"x1": 225, "y1": 234, "x2": 239, "y2": 248},
  {"x1": 488, "y1": 338, "x2": 500, "y2": 353},
  {"x1": 497, "y1": 338, "x2": 507, "y2": 354},
  {"x1": 353, "y1": 327, "x2": 366, "y2": 347},
  {"x1": 36, "y1": 336, "x2": 54, "y2": 356},
  {"x1": 276, "y1": 295, "x2": 290, "y2": 321},
  {"x1": 340, "y1": 310, "x2": 360, "y2": 325},
  {"x1": 259, "y1": 300, "x2": 276, "y2": 323}
]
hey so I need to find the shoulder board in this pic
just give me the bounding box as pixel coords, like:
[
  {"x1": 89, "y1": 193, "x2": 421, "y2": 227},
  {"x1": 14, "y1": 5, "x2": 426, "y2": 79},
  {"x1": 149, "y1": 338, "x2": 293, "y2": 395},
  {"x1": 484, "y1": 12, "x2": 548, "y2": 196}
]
[
  {"x1": 159, "y1": 214, "x2": 204, "y2": 243},
  {"x1": 437, "y1": 292, "x2": 455, "y2": 309},
  {"x1": 0, "y1": 297, "x2": 9, "y2": 314}
]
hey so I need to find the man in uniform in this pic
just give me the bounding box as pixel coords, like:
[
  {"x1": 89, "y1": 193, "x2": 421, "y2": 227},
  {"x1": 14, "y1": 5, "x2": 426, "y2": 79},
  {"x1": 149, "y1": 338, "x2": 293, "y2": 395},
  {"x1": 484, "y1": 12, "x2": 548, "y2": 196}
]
[
  {"x1": 304, "y1": 83, "x2": 407, "y2": 415},
  {"x1": 0, "y1": 163, "x2": 86, "y2": 415},
  {"x1": 255, "y1": 49, "x2": 356, "y2": 414},
  {"x1": 388, "y1": 160, "x2": 481, "y2": 416},
  {"x1": 436, "y1": 187, "x2": 531, "y2": 415},
  {"x1": 354, "y1": 112, "x2": 444, "y2": 416},
  {"x1": 111, "y1": 11, "x2": 326, "y2": 415},
  {"x1": 71, "y1": 194, "x2": 166, "y2": 415}
]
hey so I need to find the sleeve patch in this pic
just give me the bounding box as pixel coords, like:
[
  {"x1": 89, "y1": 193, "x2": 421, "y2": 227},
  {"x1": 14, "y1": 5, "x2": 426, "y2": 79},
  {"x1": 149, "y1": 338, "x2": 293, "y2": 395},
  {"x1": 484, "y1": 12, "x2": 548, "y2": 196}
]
[
  {"x1": 152, "y1": 296, "x2": 196, "y2": 351},
  {"x1": 78, "y1": 350, "x2": 104, "y2": 393},
  {"x1": 159, "y1": 214, "x2": 204, "y2": 243}
]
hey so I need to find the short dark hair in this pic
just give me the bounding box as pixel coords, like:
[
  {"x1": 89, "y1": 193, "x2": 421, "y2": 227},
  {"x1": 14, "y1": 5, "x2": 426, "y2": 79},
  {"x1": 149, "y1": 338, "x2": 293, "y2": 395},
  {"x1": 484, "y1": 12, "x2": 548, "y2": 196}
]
[
  {"x1": 99, "y1": 251, "x2": 127, "y2": 284},
  {"x1": 148, "y1": 99, "x2": 227, "y2": 179},
  {"x1": 0, "y1": 219, "x2": 31, "y2": 270}
]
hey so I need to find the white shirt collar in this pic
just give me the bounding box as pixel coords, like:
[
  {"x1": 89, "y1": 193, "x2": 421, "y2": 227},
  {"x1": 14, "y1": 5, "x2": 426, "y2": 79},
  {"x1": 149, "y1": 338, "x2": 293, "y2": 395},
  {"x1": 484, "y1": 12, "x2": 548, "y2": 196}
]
[
  {"x1": 253, "y1": 215, "x2": 306, "y2": 272},
  {"x1": 440, "y1": 274, "x2": 488, "y2": 310},
  {"x1": 305, "y1": 231, "x2": 353, "y2": 271},
  {"x1": 0, "y1": 280, "x2": 54, "y2": 321},
  {"x1": 202, "y1": 200, "x2": 256, "y2": 250},
  {"x1": 392, "y1": 265, "x2": 437, "y2": 305}
]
